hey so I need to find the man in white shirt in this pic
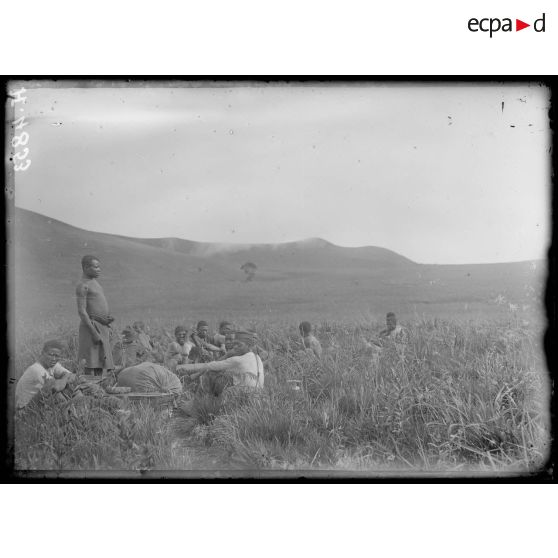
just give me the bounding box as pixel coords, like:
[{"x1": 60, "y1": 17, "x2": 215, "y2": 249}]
[
  {"x1": 177, "y1": 330, "x2": 264, "y2": 396},
  {"x1": 15, "y1": 340, "x2": 75, "y2": 409}
]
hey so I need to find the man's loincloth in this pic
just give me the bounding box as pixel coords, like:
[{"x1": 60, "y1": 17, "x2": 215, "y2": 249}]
[{"x1": 78, "y1": 320, "x2": 114, "y2": 369}]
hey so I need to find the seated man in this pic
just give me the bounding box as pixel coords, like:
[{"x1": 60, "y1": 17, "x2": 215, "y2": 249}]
[
  {"x1": 299, "y1": 321, "x2": 323, "y2": 358},
  {"x1": 165, "y1": 326, "x2": 194, "y2": 371},
  {"x1": 378, "y1": 312, "x2": 408, "y2": 344},
  {"x1": 216, "y1": 330, "x2": 270, "y2": 363},
  {"x1": 144, "y1": 330, "x2": 165, "y2": 364},
  {"x1": 112, "y1": 326, "x2": 148, "y2": 368},
  {"x1": 189, "y1": 320, "x2": 224, "y2": 363},
  {"x1": 15, "y1": 340, "x2": 76, "y2": 409},
  {"x1": 133, "y1": 320, "x2": 153, "y2": 352},
  {"x1": 224, "y1": 330, "x2": 236, "y2": 353},
  {"x1": 208, "y1": 321, "x2": 233, "y2": 352},
  {"x1": 357, "y1": 313, "x2": 407, "y2": 365},
  {"x1": 177, "y1": 330, "x2": 264, "y2": 396},
  {"x1": 116, "y1": 362, "x2": 182, "y2": 395}
]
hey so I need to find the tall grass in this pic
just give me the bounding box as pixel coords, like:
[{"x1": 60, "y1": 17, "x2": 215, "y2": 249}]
[
  {"x1": 206, "y1": 318, "x2": 549, "y2": 472},
  {"x1": 15, "y1": 393, "x2": 193, "y2": 470},
  {"x1": 12, "y1": 315, "x2": 550, "y2": 473}
]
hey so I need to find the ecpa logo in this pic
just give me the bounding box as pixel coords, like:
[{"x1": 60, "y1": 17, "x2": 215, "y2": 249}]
[{"x1": 468, "y1": 12, "x2": 546, "y2": 37}]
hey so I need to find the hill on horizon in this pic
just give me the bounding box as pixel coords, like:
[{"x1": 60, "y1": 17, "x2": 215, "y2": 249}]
[
  {"x1": 11, "y1": 207, "x2": 545, "y2": 327},
  {"x1": 121, "y1": 233, "x2": 416, "y2": 268}
]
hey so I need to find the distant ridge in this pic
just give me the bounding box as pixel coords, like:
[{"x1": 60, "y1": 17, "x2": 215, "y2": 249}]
[
  {"x1": 12, "y1": 207, "x2": 543, "y2": 323},
  {"x1": 12, "y1": 206, "x2": 410, "y2": 267},
  {"x1": 17, "y1": 207, "x2": 412, "y2": 261},
  {"x1": 14, "y1": 207, "x2": 540, "y2": 266},
  {"x1": 115, "y1": 230, "x2": 415, "y2": 266}
]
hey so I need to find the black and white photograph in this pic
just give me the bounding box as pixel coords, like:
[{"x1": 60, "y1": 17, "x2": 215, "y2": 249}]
[{"x1": 5, "y1": 79, "x2": 552, "y2": 478}]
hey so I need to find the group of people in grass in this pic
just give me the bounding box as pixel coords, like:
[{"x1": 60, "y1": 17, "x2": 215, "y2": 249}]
[{"x1": 14, "y1": 255, "x2": 407, "y2": 410}]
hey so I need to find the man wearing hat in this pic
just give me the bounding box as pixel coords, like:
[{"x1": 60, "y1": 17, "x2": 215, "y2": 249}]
[{"x1": 177, "y1": 329, "x2": 264, "y2": 395}]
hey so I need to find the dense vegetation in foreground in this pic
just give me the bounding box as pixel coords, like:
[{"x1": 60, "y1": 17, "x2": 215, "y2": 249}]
[{"x1": 13, "y1": 316, "x2": 550, "y2": 473}]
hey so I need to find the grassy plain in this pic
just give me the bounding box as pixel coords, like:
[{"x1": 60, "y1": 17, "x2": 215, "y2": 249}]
[{"x1": 12, "y1": 312, "x2": 550, "y2": 475}]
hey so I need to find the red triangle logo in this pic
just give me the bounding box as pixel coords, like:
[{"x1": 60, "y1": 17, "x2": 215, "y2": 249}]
[{"x1": 516, "y1": 19, "x2": 530, "y2": 31}]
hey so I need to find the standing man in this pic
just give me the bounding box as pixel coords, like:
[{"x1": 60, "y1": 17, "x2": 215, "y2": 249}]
[{"x1": 76, "y1": 255, "x2": 115, "y2": 376}]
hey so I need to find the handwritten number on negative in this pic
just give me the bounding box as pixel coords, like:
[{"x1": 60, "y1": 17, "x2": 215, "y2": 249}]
[
  {"x1": 13, "y1": 116, "x2": 29, "y2": 130},
  {"x1": 14, "y1": 159, "x2": 31, "y2": 171},
  {"x1": 9, "y1": 88, "x2": 26, "y2": 107},
  {"x1": 14, "y1": 148, "x2": 29, "y2": 160},
  {"x1": 12, "y1": 132, "x2": 29, "y2": 147}
]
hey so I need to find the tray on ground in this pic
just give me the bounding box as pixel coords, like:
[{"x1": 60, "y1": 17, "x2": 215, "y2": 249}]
[
  {"x1": 125, "y1": 392, "x2": 174, "y2": 400},
  {"x1": 115, "y1": 392, "x2": 176, "y2": 406},
  {"x1": 77, "y1": 375, "x2": 103, "y2": 382}
]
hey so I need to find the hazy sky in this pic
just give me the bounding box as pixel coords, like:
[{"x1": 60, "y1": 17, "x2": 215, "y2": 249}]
[{"x1": 13, "y1": 82, "x2": 550, "y2": 264}]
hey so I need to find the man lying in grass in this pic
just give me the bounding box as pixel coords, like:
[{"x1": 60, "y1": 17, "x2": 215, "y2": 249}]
[
  {"x1": 15, "y1": 340, "x2": 76, "y2": 409},
  {"x1": 176, "y1": 330, "x2": 265, "y2": 397}
]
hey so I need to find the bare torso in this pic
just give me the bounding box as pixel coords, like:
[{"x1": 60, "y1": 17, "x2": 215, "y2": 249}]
[{"x1": 76, "y1": 278, "x2": 109, "y2": 317}]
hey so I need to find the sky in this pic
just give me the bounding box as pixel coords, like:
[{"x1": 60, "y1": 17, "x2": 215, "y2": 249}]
[{"x1": 11, "y1": 82, "x2": 551, "y2": 264}]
